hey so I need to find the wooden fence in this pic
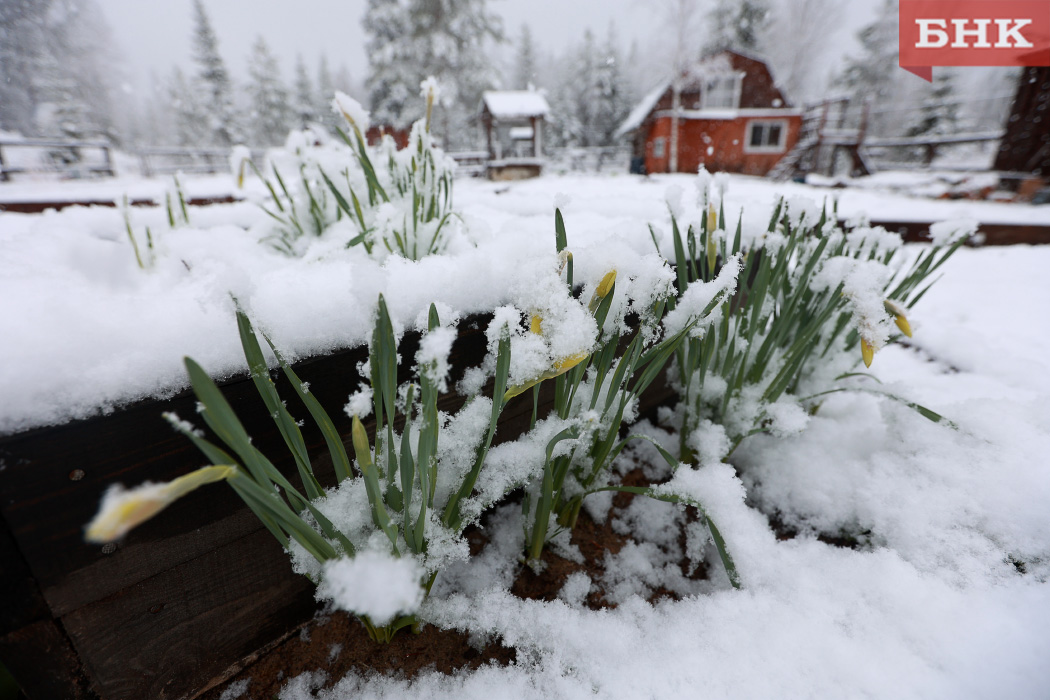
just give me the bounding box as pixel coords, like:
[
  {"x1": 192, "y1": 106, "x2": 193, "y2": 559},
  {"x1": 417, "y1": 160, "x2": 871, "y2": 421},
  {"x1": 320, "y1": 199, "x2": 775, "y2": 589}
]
[
  {"x1": 0, "y1": 139, "x2": 115, "y2": 181},
  {"x1": 0, "y1": 312, "x2": 673, "y2": 700}
]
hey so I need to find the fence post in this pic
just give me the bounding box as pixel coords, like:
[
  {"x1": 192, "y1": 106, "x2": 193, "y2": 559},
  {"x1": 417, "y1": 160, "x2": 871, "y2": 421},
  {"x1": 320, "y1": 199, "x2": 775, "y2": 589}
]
[
  {"x1": 101, "y1": 144, "x2": 114, "y2": 177},
  {"x1": 0, "y1": 143, "x2": 8, "y2": 182}
]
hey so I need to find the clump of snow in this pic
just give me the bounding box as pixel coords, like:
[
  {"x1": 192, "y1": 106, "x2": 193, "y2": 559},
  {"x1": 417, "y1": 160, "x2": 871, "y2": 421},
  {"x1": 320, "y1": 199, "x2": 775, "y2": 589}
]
[
  {"x1": 419, "y1": 76, "x2": 440, "y2": 103},
  {"x1": 319, "y1": 551, "x2": 424, "y2": 626},
  {"x1": 558, "y1": 572, "x2": 592, "y2": 606},
  {"x1": 331, "y1": 91, "x2": 370, "y2": 133},
  {"x1": 344, "y1": 385, "x2": 373, "y2": 420},
  {"x1": 416, "y1": 325, "x2": 456, "y2": 392},
  {"x1": 218, "y1": 678, "x2": 250, "y2": 700},
  {"x1": 685, "y1": 419, "x2": 730, "y2": 467},
  {"x1": 929, "y1": 218, "x2": 977, "y2": 246},
  {"x1": 812, "y1": 256, "x2": 893, "y2": 348},
  {"x1": 662, "y1": 254, "x2": 741, "y2": 338}
]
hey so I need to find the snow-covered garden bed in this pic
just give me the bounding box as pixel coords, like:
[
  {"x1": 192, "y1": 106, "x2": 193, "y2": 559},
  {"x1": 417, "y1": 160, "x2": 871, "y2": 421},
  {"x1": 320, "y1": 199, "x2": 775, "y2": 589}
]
[{"x1": 2, "y1": 107, "x2": 1049, "y2": 699}]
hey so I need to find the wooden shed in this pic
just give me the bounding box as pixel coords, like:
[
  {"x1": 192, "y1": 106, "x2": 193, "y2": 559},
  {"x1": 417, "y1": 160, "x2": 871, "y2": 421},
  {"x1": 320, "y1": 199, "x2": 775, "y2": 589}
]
[
  {"x1": 993, "y1": 65, "x2": 1050, "y2": 178},
  {"x1": 479, "y1": 90, "x2": 550, "y2": 180},
  {"x1": 618, "y1": 49, "x2": 802, "y2": 176}
]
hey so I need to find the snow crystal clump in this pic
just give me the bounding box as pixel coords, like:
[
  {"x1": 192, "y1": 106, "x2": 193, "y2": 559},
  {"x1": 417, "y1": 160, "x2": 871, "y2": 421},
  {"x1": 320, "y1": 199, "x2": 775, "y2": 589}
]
[
  {"x1": 319, "y1": 551, "x2": 424, "y2": 625},
  {"x1": 417, "y1": 326, "x2": 456, "y2": 392},
  {"x1": 929, "y1": 219, "x2": 977, "y2": 246},
  {"x1": 559, "y1": 572, "x2": 593, "y2": 606},
  {"x1": 331, "y1": 91, "x2": 370, "y2": 132},
  {"x1": 685, "y1": 419, "x2": 730, "y2": 468},
  {"x1": 419, "y1": 75, "x2": 441, "y2": 102},
  {"x1": 662, "y1": 254, "x2": 741, "y2": 338},
  {"x1": 812, "y1": 256, "x2": 892, "y2": 348},
  {"x1": 344, "y1": 385, "x2": 373, "y2": 419},
  {"x1": 218, "y1": 677, "x2": 249, "y2": 700}
]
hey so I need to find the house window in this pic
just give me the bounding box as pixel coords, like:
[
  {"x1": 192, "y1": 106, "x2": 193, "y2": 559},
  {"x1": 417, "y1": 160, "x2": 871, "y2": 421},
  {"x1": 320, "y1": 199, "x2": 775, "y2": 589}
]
[
  {"x1": 652, "y1": 137, "x2": 666, "y2": 158},
  {"x1": 745, "y1": 120, "x2": 788, "y2": 153},
  {"x1": 701, "y1": 75, "x2": 742, "y2": 109}
]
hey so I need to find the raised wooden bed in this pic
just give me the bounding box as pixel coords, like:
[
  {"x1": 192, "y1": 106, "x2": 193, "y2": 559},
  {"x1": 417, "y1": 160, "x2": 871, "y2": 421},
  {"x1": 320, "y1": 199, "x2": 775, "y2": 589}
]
[
  {"x1": 852, "y1": 219, "x2": 1050, "y2": 246},
  {"x1": 0, "y1": 196, "x2": 243, "y2": 215},
  {"x1": 0, "y1": 313, "x2": 673, "y2": 700}
]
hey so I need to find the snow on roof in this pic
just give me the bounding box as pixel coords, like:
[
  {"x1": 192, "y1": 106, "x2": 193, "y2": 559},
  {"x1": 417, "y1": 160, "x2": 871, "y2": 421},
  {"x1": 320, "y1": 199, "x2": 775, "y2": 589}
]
[
  {"x1": 616, "y1": 80, "x2": 669, "y2": 138},
  {"x1": 481, "y1": 91, "x2": 550, "y2": 119}
]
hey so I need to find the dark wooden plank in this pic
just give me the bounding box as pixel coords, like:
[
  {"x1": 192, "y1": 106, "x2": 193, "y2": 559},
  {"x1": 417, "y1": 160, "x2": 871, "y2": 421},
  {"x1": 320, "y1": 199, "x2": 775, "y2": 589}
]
[
  {"x1": 0, "y1": 512, "x2": 49, "y2": 635},
  {"x1": 0, "y1": 317, "x2": 489, "y2": 612},
  {"x1": 62, "y1": 527, "x2": 314, "y2": 700},
  {"x1": 0, "y1": 619, "x2": 96, "y2": 700},
  {"x1": 0, "y1": 306, "x2": 682, "y2": 700},
  {"x1": 845, "y1": 219, "x2": 1050, "y2": 246},
  {"x1": 0, "y1": 196, "x2": 243, "y2": 214}
]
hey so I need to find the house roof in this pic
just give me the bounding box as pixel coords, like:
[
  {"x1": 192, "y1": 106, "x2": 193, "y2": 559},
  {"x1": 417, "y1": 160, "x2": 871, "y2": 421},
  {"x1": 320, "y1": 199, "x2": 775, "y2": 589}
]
[
  {"x1": 615, "y1": 80, "x2": 670, "y2": 137},
  {"x1": 616, "y1": 49, "x2": 796, "y2": 137},
  {"x1": 481, "y1": 91, "x2": 550, "y2": 119}
]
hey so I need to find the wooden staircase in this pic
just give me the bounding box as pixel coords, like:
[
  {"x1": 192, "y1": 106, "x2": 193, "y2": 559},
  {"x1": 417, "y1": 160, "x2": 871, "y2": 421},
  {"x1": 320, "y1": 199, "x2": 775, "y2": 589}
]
[{"x1": 770, "y1": 98, "x2": 871, "y2": 180}]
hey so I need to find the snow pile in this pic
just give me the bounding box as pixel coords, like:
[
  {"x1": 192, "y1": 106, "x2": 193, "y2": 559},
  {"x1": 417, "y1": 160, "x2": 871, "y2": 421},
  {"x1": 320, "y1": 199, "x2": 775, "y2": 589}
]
[{"x1": 319, "y1": 552, "x2": 424, "y2": 625}]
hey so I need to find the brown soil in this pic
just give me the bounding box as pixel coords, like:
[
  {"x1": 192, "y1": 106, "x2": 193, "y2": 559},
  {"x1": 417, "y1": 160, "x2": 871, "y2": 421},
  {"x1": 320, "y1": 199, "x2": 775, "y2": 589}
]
[
  {"x1": 198, "y1": 609, "x2": 515, "y2": 700},
  {"x1": 201, "y1": 468, "x2": 706, "y2": 700}
]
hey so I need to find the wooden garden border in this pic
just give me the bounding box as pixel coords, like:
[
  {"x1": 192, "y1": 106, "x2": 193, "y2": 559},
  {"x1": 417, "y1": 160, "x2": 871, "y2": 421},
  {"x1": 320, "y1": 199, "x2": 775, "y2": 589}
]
[{"x1": 0, "y1": 312, "x2": 673, "y2": 700}]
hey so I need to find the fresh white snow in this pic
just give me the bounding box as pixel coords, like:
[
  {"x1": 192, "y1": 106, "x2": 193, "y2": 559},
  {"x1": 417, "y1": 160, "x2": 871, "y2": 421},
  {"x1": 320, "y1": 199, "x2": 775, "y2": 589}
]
[{"x1": 2, "y1": 170, "x2": 1050, "y2": 699}]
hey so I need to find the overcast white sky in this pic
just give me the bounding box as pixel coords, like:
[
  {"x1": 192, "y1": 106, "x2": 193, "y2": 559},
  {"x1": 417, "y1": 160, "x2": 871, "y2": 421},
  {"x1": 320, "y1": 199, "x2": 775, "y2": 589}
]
[{"x1": 99, "y1": 0, "x2": 876, "y2": 98}]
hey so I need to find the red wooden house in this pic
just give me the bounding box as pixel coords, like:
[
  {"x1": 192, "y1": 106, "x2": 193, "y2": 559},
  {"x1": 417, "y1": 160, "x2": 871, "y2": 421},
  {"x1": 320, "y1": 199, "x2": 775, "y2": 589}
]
[{"x1": 618, "y1": 49, "x2": 802, "y2": 176}]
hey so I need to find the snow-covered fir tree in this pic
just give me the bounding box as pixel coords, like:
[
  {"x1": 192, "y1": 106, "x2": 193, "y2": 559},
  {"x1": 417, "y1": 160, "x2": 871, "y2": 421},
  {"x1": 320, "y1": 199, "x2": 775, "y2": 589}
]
[
  {"x1": 293, "y1": 54, "x2": 317, "y2": 130},
  {"x1": 594, "y1": 23, "x2": 634, "y2": 145},
  {"x1": 514, "y1": 24, "x2": 538, "y2": 90},
  {"x1": 245, "y1": 36, "x2": 292, "y2": 146},
  {"x1": 835, "y1": 0, "x2": 902, "y2": 134},
  {"x1": 549, "y1": 29, "x2": 599, "y2": 147},
  {"x1": 191, "y1": 0, "x2": 240, "y2": 146},
  {"x1": 762, "y1": 0, "x2": 844, "y2": 103},
  {"x1": 906, "y1": 70, "x2": 959, "y2": 137},
  {"x1": 315, "y1": 53, "x2": 339, "y2": 134},
  {"x1": 0, "y1": 0, "x2": 46, "y2": 135},
  {"x1": 0, "y1": 0, "x2": 118, "y2": 141},
  {"x1": 363, "y1": 0, "x2": 503, "y2": 148},
  {"x1": 706, "y1": 0, "x2": 771, "y2": 52},
  {"x1": 169, "y1": 66, "x2": 210, "y2": 147},
  {"x1": 549, "y1": 25, "x2": 633, "y2": 148}
]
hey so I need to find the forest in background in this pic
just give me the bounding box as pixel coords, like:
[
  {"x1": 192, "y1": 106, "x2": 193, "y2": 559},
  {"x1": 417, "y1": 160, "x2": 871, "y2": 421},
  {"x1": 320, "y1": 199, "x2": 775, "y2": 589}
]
[{"x1": 0, "y1": 0, "x2": 1018, "y2": 154}]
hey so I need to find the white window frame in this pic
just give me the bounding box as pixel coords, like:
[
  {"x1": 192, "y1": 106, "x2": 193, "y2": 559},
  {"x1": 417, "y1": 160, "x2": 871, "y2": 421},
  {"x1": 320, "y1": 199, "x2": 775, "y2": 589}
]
[
  {"x1": 744, "y1": 119, "x2": 788, "y2": 153},
  {"x1": 652, "y1": 136, "x2": 666, "y2": 158},
  {"x1": 701, "y1": 73, "x2": 743, "y2": 110}
]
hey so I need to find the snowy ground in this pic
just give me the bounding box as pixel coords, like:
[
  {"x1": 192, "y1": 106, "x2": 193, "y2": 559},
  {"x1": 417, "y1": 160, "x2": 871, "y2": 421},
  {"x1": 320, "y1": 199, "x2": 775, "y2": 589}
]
[{"x1": 3, "y1": 172, "x2": 1050, "y2": 698}]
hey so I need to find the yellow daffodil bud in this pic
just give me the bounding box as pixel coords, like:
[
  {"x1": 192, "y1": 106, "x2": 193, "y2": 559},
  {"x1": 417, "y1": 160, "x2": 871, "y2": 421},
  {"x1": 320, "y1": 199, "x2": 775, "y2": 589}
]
[
  {"x1": 530, "y1": 314, "x2": 543, "y2": 335},
  {"x1": 861, "y1": 338, "x2": 875, "y2": 368},
  {"x1": 554, "y1": 351, "x2": 589, "y2": 373},
  {"x1": 706, "y1": 204, "x2": 719, "y2": 273},
  {"x1": 351, "y1": 414, "x2": 373, "y2": 470},
  {"x1": 588, "y1": 270, "x2": 617, "y2": 312},
  {"x1": 883, "y1": 300, "x2": 913, "y2": 338},
  {"x1": 504, "y1": 351, "x2": 592, "y2": 400},
  {"x1": 85, "y1": 465, "x2": 236, "y2": 543},
  {"x1": 557, "y1": 249, "x2": 572, "y2": 276}
]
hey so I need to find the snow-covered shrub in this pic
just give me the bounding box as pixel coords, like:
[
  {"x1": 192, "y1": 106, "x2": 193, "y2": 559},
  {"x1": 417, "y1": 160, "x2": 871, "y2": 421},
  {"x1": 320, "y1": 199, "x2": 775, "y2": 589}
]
[
  {"x1": 497, "y1": 209, "x2": 739, "y2": 584},
  {"x1": 85, "y1": 298, "x2": 518, "y2": 643},
  {"x1": 663, "y1": 179, "x2": 969, "y2": 466},
  {"x1": 236, "y1": 78, "x2": 459, "y2": 260}
]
